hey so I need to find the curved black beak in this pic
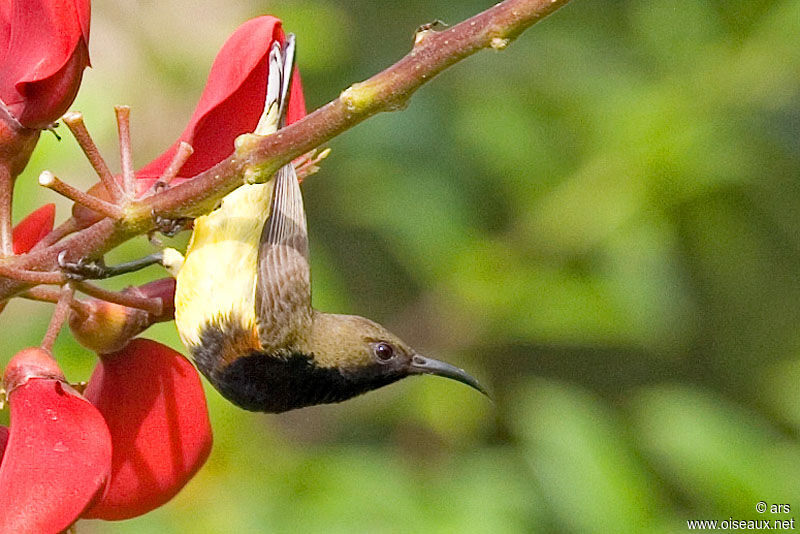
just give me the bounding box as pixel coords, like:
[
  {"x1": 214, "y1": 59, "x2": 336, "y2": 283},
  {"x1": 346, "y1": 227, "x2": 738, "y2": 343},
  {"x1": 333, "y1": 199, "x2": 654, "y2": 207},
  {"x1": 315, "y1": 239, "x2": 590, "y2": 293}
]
[{"x1": 408, "y1": 355, "x2": 489, "y2": 397}]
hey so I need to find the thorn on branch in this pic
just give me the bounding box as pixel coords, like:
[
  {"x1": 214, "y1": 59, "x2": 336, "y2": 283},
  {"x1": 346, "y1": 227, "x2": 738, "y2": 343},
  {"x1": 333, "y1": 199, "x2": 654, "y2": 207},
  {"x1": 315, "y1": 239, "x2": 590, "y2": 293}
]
[{"x1": 490, "y1": 37, "x2": 510, "y2": 50}]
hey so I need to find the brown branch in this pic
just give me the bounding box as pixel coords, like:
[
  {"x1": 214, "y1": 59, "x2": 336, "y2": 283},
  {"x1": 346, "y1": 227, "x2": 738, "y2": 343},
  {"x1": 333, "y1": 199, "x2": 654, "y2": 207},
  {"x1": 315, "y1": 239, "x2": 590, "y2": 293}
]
[
  {"x1": 21, "y1": 285, "x2": 62, "y2": 303},
  {"x1": 31, "y1": 217, "x2": 84, "y2": 251},
  {"x1": 22, "y1": 286, "x2": 92, "y2": 319},
  {"x1": 0, "y1": 0, "x2": 570, "y2": 302},
  {"x1": 0, "y1": 261, "x2": 66, "y2": 284},
  {"x1": 62, "y1": 112, "x2": 125, "y2": 203},
  {"x1": 74, "y1": 280, "x2": 163, "y2": 316},
  {"x1": 40, "y1": 284, "x2": 74, "y2": 352},
  {"x1": 0, "y1": 216, "x2": 120, "y2": 297},
  {"x1": 39, "y1": 171, "x2": 123, "y2": 219}
]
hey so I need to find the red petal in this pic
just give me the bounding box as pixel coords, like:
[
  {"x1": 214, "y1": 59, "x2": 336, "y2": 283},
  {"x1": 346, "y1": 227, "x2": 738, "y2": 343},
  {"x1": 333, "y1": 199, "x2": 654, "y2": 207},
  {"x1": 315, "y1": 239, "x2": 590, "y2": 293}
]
[
  {"x1": 0, "y1": 0, "x2": 91, "y2": 128},
  {"x1": 0, "y1": 350, "x2": 111, "y2": 533},
  {"x1": 0, "y1": 3, "x2": 11, "y2": 61},
  {"x1": 12, "y1": 203, "x2": 55, "y2": 254},
  {"x1": 136, "y1": 15, "x2": 306, "y2": 192},
  {"x1": 0, "y1": 425, "x2": 8, "y2": 463},
  {"x1": 82, "y1": 339, "x2": 213, "y2": 520},
  {"x1": 286, "y1": 66, "x2": 306, "y2": 125}
]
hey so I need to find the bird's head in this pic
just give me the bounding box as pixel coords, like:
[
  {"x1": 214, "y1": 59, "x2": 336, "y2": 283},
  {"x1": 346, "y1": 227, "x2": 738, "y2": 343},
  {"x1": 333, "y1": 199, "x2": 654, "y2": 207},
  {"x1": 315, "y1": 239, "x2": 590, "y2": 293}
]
[{"x1": 304, "y1": 312, "x2": 487, "y2": 399}]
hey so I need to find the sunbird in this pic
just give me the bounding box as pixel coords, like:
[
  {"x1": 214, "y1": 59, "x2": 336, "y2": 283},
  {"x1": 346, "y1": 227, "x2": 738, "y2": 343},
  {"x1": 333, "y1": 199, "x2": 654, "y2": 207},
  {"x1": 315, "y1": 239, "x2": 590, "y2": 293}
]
[{"x1": 64, "y1": 36, "x2": 486, "y2": 412}]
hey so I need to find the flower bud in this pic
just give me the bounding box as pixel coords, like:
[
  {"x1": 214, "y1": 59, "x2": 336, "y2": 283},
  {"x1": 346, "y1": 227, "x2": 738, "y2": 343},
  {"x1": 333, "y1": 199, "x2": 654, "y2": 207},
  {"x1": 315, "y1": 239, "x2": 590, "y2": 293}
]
[
  {"x1": 135, "y1": 277, "x2": 177, "y2": 323},
  {"x1": 69, "y1": 278, "x2": 176, "y2": 354},
  {"x1": 2, "y1": 346, "x2": 64, "y2": 392},
  {"x1": 70, "y1": 299, "x2": 150, "y2": 355}
]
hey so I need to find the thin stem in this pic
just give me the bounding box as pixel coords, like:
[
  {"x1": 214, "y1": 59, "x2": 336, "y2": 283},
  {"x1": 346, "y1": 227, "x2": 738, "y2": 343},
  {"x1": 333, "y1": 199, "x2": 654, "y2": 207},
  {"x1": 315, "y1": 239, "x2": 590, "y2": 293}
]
[
  {"x1": 115, "y1": 105, "x2": 135, "y2": 197},
  {"x1": 295, "y1": 147, "x2": 331, "y2": 183},
  {"x1": 22, "y1": 286, "x2": 103, "y2": 317},
  {"x1": 22, "y1": 285, "x2": 60, "y2": 303},
  {"x1": 0, "y1": 262, "x2": 65, "y2": 284},
  {"x1": 74, "y1": 280, "x2": 163, "y2": 316},
  {"x1": 0, "y1": 165, "x2": 12, "y2": 255},
  {"x1": 62, "y1": 111, "x2": 125, "y2": 203},
  {"x1": 39, "y1": 171, "x2": 123, "y2": 219},
  {"x1": 31, "y1": 217, "x2": 83, "y2": 251},
  {"x1": 40, "y1": 284, "x2": 73, "y2": 353},
  {"x1": 151, "y1": 141, "x2": 193, "y2": 192}
]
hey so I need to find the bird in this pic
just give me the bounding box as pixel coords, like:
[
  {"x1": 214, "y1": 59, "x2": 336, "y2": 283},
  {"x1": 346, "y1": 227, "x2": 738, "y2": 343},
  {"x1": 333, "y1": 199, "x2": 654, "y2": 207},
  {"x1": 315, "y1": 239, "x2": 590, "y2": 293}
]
[{"x1": 64, "y1": 35, "x2": 486, "y2": 413}]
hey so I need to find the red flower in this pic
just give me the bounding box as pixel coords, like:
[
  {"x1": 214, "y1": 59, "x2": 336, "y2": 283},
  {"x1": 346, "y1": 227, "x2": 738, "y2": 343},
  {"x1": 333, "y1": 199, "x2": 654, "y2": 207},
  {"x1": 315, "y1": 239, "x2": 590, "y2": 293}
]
[
  {"x1": 0, "y1": 0, "x2": 91, "y2": 129},
  {"x1": 2, "y1": 15, "x2": 306, "y2": 527},
  {"x1": 66, "y1": 279, "x2": 210, "y2": 521},
  {"x1": 0, "y1": 348, "x2": 112, "y2": 533},
  {"x1": 136, "y1": 15, "x2": 306, "y2": 193},
  {"x1": 81, "y1": 339, "x2": 212, "y2": 520},
  {"x1": 12, "y1": 202, "x2": 55, "y2": 254}
]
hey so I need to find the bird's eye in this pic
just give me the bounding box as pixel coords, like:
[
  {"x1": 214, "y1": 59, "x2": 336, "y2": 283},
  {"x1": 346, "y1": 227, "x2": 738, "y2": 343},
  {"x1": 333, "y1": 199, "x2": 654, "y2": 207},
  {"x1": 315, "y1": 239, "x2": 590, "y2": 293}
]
[{"x1": 373, "y1": 342, "x2": 395, "y2": 362}]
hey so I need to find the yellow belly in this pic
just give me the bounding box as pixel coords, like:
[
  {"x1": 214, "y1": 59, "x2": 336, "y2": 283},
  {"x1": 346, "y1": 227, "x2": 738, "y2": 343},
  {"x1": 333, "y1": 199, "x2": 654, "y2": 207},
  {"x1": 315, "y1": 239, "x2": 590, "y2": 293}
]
[{"x1": 173, "y1": 181, "x2": 274, "y2": 349}]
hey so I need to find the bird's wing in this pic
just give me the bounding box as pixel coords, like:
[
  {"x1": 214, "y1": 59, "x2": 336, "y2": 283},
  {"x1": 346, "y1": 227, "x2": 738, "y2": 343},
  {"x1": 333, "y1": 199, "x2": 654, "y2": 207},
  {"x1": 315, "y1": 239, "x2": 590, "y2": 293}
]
[
  {"x1": 255, "y1": 162, "x2": 311, "y2": 349},
  {"x1": 254, "y1": 34, "x2": 312, "y2": 350}
]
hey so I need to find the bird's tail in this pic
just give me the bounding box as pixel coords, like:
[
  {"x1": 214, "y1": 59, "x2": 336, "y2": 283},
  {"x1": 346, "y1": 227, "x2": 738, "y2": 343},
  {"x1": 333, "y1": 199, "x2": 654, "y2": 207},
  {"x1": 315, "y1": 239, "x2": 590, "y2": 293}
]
[{"x1": 255, "y1": 34, "x2": 296, "y2": 136}]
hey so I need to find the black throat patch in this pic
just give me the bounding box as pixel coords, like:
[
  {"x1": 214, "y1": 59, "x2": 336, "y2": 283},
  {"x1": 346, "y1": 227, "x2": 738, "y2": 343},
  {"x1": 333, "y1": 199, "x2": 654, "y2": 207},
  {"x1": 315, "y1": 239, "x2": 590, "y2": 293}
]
[{"x1": 193, "y1": 324, "x2": 405, "y2": 413}]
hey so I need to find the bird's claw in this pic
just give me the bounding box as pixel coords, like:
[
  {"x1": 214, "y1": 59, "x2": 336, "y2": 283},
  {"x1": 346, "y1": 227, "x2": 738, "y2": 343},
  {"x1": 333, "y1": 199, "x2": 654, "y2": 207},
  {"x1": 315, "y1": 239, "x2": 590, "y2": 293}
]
[
  {"x1": 58, "y1": 250, "x2": 109, "y2": 281},
  {"x1": 153, "y1": 213, "x2": 192, "y2": 238}
]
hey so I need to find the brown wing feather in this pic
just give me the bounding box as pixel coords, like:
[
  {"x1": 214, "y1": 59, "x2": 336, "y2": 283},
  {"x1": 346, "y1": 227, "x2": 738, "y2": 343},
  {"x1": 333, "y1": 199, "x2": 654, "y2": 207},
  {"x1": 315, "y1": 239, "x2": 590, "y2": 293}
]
[{"x1": 255, "y1": 163, "x2": 312, "y2": 351}]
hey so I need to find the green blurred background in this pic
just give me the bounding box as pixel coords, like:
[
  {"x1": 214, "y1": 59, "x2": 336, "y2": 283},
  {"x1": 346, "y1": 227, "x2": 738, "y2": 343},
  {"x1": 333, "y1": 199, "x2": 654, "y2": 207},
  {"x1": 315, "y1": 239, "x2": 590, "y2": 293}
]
[{"x1": 2, "y1": 0, "x2": 799, "y2": 532}]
